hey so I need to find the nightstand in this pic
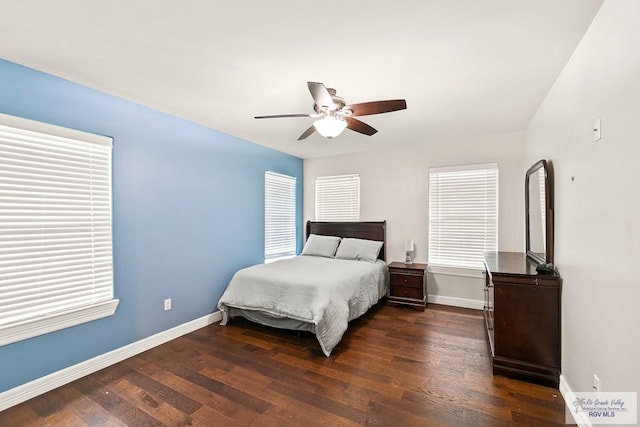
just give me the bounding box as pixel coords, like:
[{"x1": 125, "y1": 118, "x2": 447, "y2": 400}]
[{"x1": 387, "y1": 262, "x2": 428, "y2": 311}]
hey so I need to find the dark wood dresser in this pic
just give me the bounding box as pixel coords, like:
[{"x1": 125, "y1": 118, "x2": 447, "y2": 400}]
[
  {"x1": 483, "y1": 252, "x2": 561, "y2": 388},
  {"x1": 387, "y1": 262, "x2": 427, "y2": 311}
]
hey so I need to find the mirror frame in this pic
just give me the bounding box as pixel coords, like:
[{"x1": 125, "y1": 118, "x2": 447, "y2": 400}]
[{"x1": 525, "y1": 159, "x2": 554, "y2": 265}]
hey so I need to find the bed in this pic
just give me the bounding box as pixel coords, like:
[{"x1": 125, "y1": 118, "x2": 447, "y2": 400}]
[{"x1": 217, "y1": 221, "x2": 388, "y2": 356}]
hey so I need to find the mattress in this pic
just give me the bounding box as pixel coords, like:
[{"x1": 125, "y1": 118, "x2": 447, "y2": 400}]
[{"x1": 218, "y1": 255, "x2": 389, "y2": 356}]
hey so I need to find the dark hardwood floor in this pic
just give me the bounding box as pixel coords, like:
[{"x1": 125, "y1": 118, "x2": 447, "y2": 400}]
[{"x1": 0, "y1": 304, "x2": 570, "y2": 426}]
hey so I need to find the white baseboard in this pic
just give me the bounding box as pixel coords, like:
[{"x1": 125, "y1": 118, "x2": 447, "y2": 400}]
[
  {"x1": 559, "y1": 374, "x2": 592, "y2": 427},
  {"x1": 0, "y1": 311, "x2": 222, "y2": 412},
  {"x1": 428, "y1": 294, "x2": 484, "y2": 310}
]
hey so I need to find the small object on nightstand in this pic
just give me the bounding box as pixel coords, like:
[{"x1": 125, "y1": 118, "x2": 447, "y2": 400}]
[
  {"x1": 387, "y1": 262, "x2": 427, "y2": 311},
  {"x1": 403, "y1": 239, "x2": 414, "y2": 264}
]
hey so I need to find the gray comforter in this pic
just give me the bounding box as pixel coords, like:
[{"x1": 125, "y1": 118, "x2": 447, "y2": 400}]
[{"x1": 218, "y1": 255, "x2": 388, "y2": 356}]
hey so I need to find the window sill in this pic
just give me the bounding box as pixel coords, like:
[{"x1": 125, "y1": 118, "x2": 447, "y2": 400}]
[
  {"x1": 427, "y1": 265, "x2": 485, "y2": 279},
  {"x1": 264, "y1": 255, "x2": 296, "y2": 264},
  {"x1": 0, "y1": 299, "x2": 119, "y2": 346}
]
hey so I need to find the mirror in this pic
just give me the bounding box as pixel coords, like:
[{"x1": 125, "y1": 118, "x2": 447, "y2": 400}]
[{"x1": 525, "y1": 160, "x2": 554, "y2": 265}]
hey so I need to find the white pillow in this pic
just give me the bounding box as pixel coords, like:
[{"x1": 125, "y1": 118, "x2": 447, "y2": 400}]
[
  {"x1": 301, "y1": 234, "x2": 342, "y2": 258},
  {"x1": 334, "y1": 238, "x2": 383, "y2": 263}
]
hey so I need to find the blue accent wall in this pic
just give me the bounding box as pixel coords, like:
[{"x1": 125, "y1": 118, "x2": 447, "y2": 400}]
[{"x1": 0, "y1": 59, "x2": 303, "y2": 392}]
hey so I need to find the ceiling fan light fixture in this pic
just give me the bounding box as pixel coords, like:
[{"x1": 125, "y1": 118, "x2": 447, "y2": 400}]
[
  {"x1": 313, "y1": 117, "x2": 347, "y2": 139},
  {"x1": 255, "y1": 81, "x2": 406, "y2": 140}
]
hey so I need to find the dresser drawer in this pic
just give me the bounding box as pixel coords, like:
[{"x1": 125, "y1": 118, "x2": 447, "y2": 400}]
[
  {"x1": 389, "y1": 285, "x2": 423, "y2": 300},
  {"x1": 390, "y1": 273, "x2": 423, "y2": 289}
]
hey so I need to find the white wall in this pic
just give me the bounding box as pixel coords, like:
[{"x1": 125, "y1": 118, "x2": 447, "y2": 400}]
[
  {"x1": 304, "y1": 131, "x2": 525, "y2": 306},
  {"x1": 526, "y1": 0, "x2": 640, "y2": 394}
]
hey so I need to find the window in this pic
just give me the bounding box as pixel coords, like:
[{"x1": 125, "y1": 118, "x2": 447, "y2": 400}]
[
  {"x1": 428, "y1": 163, "x2": 498, "y2": 270},
  {"x1": 265, "y1": 171, "x2": 297, "y2": 262},
  {"x1": 0, "y1": 113, "x2": 118, "y2": 346},
  {"x1": 315, "y1": 174, "x2": 360, "y2": 221}
]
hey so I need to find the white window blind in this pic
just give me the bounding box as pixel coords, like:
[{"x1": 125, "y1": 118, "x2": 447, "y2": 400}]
[
  {"x1": 265, "y1": 171, "x2": 297, "y2": 262},
  {"x1": 315, "y1": 174, "x2": 360, "y2": 221},
  {"x1": 428, "y1": 163, "x2": 498, "y2": 270},
  {"x1": 0, "y1": 113, "x2": 118, "y2": 346}
]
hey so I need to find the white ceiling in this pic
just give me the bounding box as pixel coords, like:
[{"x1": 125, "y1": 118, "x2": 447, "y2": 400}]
[{"x1": 0, "y1": 0, "x2": 603, "y2": 159}]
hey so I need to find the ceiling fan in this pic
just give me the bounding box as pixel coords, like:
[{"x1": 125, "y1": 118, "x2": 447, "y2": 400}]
[{"x1": 255, "y1": 82, "x2": 407, "y2": 140}]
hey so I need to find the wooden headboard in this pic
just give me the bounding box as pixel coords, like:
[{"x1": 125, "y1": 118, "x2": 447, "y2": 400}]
[{"x1": 305, "y1": 221, "x2": 387, "y2": 261}]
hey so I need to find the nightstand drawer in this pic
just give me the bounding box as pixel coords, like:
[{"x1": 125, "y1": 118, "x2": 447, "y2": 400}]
[
  {"x1": 389, "y1": 285, "x2": 423, "y2": 300},
  {"x1": 390, "y1": 273, "x2": 423, "y2": 289},
  {"x1": 386, "y1": 262, "x2": 428, "y2": 311}
]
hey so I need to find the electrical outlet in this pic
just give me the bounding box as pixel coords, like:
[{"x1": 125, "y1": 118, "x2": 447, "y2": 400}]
[
  {"x1": 164, "y1": 298, "x2": 172, "y2": 311},
  {"x1": 593, "y1": 374, "x2": 600, "y2": 393}
]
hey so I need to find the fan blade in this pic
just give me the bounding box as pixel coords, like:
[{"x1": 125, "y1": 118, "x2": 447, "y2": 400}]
[
  {"x1": 297, "y1": 126, "x2": 316, "y2": 141},
  {"x1": 345, "y1": 99, "x2": 407, "y2": 117},
  {"x1": 307, "y1": 82, "x2": 335, "y2": 110},
  {"x1": 345, "y1": 117, "x2": 377, "y2": 136},
  {"x1": 255, "y1": 113, "x2": 310, "y2": 119}
]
